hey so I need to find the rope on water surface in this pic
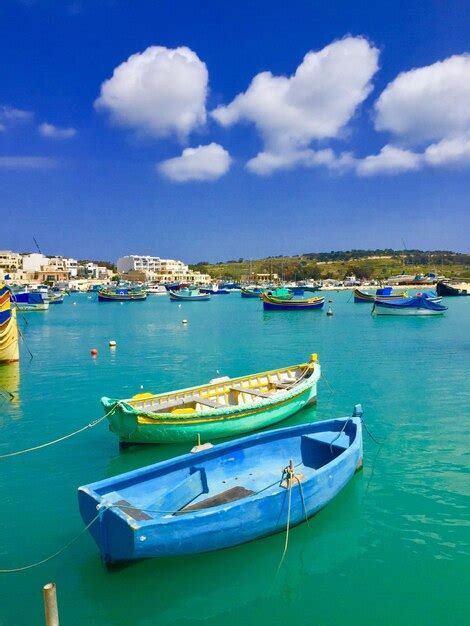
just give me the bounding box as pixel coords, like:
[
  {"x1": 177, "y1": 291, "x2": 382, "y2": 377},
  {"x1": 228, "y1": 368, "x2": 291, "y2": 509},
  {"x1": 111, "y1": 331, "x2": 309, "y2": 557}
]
[
  {"x1": 0, "y1": 511, "x2": 101, "y2": 573},
  {"x1": 0, "y1": 404, "x2": 120, "y2": 459}
]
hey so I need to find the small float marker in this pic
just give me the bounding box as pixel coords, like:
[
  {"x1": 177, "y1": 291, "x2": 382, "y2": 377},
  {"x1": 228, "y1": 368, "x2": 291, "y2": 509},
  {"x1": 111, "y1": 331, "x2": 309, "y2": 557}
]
[
  {"x1": 182, "y1": 319, "x2": 188, "y2": 324},
  {"x1": 109, "y1": 340, "x2": 117, "y2": 348},
  {"x1": 326, "y1": 306, "x2": 333, "y2": 316},
  {"x1": 90, "y1": 348, "x2": 98, "y2": 357}
]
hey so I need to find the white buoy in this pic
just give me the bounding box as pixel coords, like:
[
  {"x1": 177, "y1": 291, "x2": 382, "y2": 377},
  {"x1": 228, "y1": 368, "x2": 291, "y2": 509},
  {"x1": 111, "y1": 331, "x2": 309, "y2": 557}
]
[
  {"x1": 109, "y1": 340, "x2": 117, "y2": 348},
  {"x1": 182, "y1": 319, "x2": 188, "y2": 325},
  {"x1": 327, "y1": 306, "x2": 333, "y2": 316},
  {"x1": 178, "y1": 304, "x2": 181, "y2": 309}
]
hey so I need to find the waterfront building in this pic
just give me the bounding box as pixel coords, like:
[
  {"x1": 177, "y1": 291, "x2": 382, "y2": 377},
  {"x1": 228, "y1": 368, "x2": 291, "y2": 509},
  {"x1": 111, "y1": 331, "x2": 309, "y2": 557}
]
[
  {"x1": 117, "y1": 254, "x2": 211, "y2": 284},
  {"x1": 0, "y1": 251, "x2": 22, "y2": 273}
]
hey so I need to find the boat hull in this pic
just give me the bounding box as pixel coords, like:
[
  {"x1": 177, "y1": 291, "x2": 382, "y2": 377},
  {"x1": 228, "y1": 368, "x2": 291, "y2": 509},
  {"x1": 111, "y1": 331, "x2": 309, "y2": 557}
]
[
  {"x1": 78, "y1": 415, "x2": 362, "y2": 562},
  {"x1": 436, "y1": 282, "x2": 469, "y2": 297},
  {"x1": 372, "y1": 305, "x2": 445, "y2": 316},
  {"x1": 98, "y1": 292, "x2": 147, "y2": 301},
  {"x1": 103, "y1": 359, "x2": 321, "y2": 444},
  {"x1": 107, "y1": 384, "x2": 317, "y2": 444},
  {"x1": 353, "y1": 288, "x2": 408, "y2": 303},
  {"x1": 0, "y1": 286, "x2": 19, "y2": 363},
  {"x1": 169, "y1": 291, "x2": 210, "y2": 301},
  {"x1": 262, "y1": 294, "x2": 325, "y2": 310}
]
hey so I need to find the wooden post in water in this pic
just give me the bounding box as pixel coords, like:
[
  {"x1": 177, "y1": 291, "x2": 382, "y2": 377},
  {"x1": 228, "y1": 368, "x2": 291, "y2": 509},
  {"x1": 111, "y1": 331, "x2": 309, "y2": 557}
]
[{"x1": 43, "y1": 583, "x2": 59, "y2": 626}]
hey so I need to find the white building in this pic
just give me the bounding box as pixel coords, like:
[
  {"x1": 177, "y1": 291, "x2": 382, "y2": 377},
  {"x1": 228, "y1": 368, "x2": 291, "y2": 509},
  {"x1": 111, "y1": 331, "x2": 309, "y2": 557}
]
[
  {"x1": 0, "y1": 250, "x2": 22, "y2": 272},
  {"x1": 117, "y1": 254, "x2": 211, "y2": 284}
]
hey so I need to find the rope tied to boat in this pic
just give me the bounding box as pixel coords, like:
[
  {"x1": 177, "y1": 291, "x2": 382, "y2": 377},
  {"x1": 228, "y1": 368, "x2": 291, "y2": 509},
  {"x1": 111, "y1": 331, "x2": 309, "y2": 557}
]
[
  {"x1": 0, "y1": 403, "x2": 121, "y2": 459},
  {"x1": 0, "y1": 510, "x2": 102, "y2": 573}
]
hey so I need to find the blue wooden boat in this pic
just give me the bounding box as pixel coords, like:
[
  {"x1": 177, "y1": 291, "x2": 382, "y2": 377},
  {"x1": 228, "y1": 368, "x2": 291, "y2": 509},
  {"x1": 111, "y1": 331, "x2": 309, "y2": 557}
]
[
  {"x1": 262, "y1": 293, "x2": 325, "y2": 310},
  {"x1": 169, "y1": 288, "x2": 210, "y2": 301},
  {"x1": 372, "y1": 294, "x2": 448, "y2": 316},
  {"x1": 78, "y1": 406, "x2": 363, "y2": 563}
]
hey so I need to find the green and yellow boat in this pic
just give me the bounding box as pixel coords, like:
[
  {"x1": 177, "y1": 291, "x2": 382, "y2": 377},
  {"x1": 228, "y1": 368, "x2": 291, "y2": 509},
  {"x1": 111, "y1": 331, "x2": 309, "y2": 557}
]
[{"x1": 102, "y1": 354, "x2": 321, "y2": 445}]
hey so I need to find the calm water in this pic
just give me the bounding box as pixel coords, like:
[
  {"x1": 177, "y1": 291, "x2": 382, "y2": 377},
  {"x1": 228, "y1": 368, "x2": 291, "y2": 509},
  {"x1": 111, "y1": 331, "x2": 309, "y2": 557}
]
[{"x1": 0, "y1": 292, "x2": 469, "y2": 625}]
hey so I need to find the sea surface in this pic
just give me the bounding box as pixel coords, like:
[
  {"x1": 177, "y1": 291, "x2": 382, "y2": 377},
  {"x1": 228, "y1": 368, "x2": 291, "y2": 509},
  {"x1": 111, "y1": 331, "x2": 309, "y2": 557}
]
[{"x1": 0, "y1": 291, "x2": 469, "y2": 625}]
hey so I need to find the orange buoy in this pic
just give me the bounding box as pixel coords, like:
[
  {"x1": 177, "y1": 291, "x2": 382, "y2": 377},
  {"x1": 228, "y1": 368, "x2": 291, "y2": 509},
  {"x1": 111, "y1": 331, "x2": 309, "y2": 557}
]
[{"x1": 90, "y1": 348, "x2": 98, "y2": 357}]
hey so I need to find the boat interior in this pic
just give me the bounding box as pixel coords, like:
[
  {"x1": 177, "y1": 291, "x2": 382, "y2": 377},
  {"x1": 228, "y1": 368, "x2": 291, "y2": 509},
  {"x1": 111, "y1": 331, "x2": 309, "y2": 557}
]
[
  {"x1": 92, "y1": 419, "x2": 357, "y2": 521},
  {"x1": 127, "y1": 363, "x2": 315, "y2": 416}
]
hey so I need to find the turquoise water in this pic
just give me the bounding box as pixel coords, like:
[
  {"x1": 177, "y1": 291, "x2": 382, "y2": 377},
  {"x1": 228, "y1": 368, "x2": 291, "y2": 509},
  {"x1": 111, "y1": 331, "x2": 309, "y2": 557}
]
[{"x1": 0, "y1": 292, "x2": 469, "y2": 625}]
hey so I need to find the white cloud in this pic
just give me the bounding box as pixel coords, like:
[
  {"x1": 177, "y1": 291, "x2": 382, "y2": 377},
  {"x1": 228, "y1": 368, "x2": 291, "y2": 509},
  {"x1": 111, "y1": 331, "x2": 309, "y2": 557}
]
[
  {"x1": 356, "y1": 145, "x2": 422, "y2": 176},
  {"x1": 158, "y1": 143, "x2": 231, "y2": 182},
  {"x1": 424, "y1": 135, "x2": 470, "y2": 167},
  {"x1": 39, "y1": 122, "x2": 77, "y2": 139},
  {"x1": 247, "y1": 148, "x2": 354, "y2": 175},
  {"x1": 0, "y1": 156, "x2": 58, "y2": 170},
  {"x1": 95, "y1": 46, "x2": 208, "y2": 139},
  {"x1": 0, "y1": 105, "x2": 33, "y2": 129},
  {"x1": 212, "y1": 36, "x2": 379, "y2": 174},
  {"x1": 375, "y1": 54, "x2": 470, "y2": 143}
]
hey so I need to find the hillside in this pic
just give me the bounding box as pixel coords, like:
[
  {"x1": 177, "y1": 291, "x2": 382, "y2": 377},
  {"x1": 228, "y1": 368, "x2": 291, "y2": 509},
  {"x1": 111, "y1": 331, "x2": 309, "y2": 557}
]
[{"x1": 190, "y1": 250, "x2": 470, "y2": 282}]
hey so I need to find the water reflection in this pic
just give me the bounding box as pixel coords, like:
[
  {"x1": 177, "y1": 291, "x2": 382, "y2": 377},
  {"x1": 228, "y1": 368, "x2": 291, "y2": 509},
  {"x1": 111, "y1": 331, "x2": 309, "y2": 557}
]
[{"x1": 0, "y1": 362, "x2": 21, "y2": 424}]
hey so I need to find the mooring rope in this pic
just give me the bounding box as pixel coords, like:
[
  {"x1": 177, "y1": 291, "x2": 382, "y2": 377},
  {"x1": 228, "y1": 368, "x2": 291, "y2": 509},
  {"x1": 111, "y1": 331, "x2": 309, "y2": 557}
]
[
  {"x1": 0, "y1": 511, "x2": 101, "y2": 573},
  {"x1": 0, "y1": 404, "x2": 119, "y2": 459}
]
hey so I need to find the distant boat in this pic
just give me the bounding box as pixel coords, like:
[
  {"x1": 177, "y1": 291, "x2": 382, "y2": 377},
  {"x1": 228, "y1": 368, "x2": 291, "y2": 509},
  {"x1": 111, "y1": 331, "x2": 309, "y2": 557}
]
[
  {"x1": 11, "y1": 292, "x2": 49, "y2": 311},
  {"x1": 48, "y1": 293, "x2": 64, "y2": 304},
  {"x1": 102, "y1": 354, "x2": 321, "y2": 444},
  {"x1": 436, "y1": 281, "x2": 469, "y2": 297},
  {"x1": 200, "y1": 283, "x2": 230, "y2": 295},
  {"x1": 354, "y1": 287, "x2": 408, "y2": 303},
  {"x1": 0, "y1": 282, "x2": 19, "y2": 363},
  {"x1": 262, "y1": 293, "x2": 325, "y2": 310},
  {"x1": 98, "y1": 288, "x2": 147, "y2": 302},
  {"x1": 169, "y1": 288, "x2": 210, "y2": 301},
  {"x1": 372, "y1": 295, "x2": 448, "y2": 316},
  {"x1": 240, "y1": 286, "x2": 265, "y2": 298},
  {"x1": 78, "y1": 405, "x2": 362, "y2": 563},
  {"x1": 264, "y1": 287, "x2": 293, "y2": 300},
  {"x1": 146, "y1": 285, "x2": 167, "y2": 295}
]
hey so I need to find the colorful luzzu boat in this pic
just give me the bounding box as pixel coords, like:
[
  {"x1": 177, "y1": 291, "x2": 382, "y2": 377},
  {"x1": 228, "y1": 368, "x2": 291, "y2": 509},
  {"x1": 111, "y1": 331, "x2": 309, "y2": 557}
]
[
  {"x1": 0, "y1": 282, "x2": 19, "y2": 363},
  {"x1": 98, "y1": 288, "x2": 147, "y2": 302},
  {"x1": 169, "y1": 288, "x2": 210, "y2": 301},
  {"x1": 261, "y1": 293, "x2": 325, "y2": 310},
  {"x1": 102, "y1": 354, "x2": 321, "y2": 445},
  {"x1": 353, "y1": 287, "x2": 408, "y2": 303},
  {"x1": 372, "y1": 295, "x2": 448, "y2": 316},
  {"x1": 78, "y1": 405, "x2": 362, "y2": 563}
]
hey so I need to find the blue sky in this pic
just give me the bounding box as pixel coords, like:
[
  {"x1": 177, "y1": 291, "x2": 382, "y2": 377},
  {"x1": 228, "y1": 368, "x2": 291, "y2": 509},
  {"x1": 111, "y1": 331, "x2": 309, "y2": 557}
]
[{"x1": 1, "y1": 0, "x2": 469, "y2": 263}]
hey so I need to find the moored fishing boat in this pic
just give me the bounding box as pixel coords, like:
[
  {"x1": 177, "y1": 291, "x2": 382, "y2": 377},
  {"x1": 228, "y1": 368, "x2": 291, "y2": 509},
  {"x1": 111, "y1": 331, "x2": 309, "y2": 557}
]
[
  {"x1": 11, "y1": 292, "x2": 49, "y2": 311},
  {"x1": 79, "y1": 404, "x2": 361, "y2": 563},
  {"x1": 98, "y1": 287, "x2": 147, "y2": 302},
  {"x1": 353, "y1": 287, "x2": 408, "y2": 303},
  {"x1": 200, "y1": 284, "x2": 230, "y2": 295},
  {"x1": 146, "y1": 284, "x2": 167, "y2": 295},
  {"x1": 48, "y1": 293, "x2": 64, "y2": 304},
  {"x1": 372, "y1": 295, "x2": 448, "y2": 316},
  {"x1": 262, "y1": 293, "x2": 325, "y2": 310},
  {"x1": 436, "y1": 281, "x2": 469, "y2": 297},
  {"x1": 264, "y1": 287, "x2": 293, "y2": 300},
  {"x1": 169, "y1": 288, "x2": 210, "y2": 301},
  {"x1": 241, "y1": 286, "x2": 265, "y2": 298},
  {"x1": 102, "y1": 354, "x2": 321, "y2": 444},
  {"x1": 0, "y1": 282, "x2": 19, "y2": 363}
]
